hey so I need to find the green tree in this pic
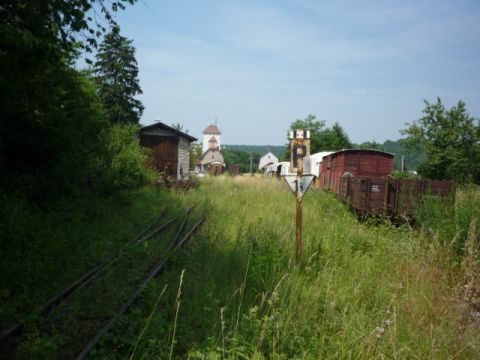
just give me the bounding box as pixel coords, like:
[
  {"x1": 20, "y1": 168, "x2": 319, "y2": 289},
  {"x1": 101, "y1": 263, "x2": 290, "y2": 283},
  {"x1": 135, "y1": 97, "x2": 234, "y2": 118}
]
[
  {"x1": 102, "y1": 125, "x2": 154, "y2": 191},
  {"x1": 286, "y1": 115, "x2": 352, "y2": 157},
  {"x1": 189, "y1": 143, "x2": 202, "y2": 169},
  {"x1": 222, "y1": 149, "x2": 260, "y2": 173},
  {"x1": 0, "y1": 1, "x2": 137, "y2": 198},
  {"x1": 400, "y1": 98, "x2": 480, "y2": 183},
  {"x1": 287, "y1": 114, "x2": 326, "y2": 154},
  {"x1": 94, "y1": 26, "x2": 144, "y2": 125},
  {"x1": 317, "y1": 122, "x2": 352, "y2": 150},
  {"x1": 172, "y1": 122, "x2": 189, "y2": 134}
]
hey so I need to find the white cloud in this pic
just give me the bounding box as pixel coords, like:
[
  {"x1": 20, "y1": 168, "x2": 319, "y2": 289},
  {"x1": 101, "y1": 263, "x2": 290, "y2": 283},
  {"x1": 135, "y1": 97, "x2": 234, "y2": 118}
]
[{"x1": 123, "y1": 0, "x2": 480, "y2": 144}]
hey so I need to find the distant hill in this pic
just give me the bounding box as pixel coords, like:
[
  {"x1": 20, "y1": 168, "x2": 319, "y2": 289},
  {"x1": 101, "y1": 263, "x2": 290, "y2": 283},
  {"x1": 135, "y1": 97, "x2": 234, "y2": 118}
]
[
  {"x1": 223, "y1": 145, "x2": 287, "y2": 161},
  {"x1": 354, "y1": 140, "x2": 425, "y2": 171},
  {"x1": 223, "y1": 140, "x2": 424, "y2": 171}
]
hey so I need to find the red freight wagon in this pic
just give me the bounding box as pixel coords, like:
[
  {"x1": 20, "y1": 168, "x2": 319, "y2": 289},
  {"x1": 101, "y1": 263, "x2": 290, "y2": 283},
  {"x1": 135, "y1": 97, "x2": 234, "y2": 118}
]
[{"x1": 320, "y1": 149, "x2": 394, "y2": 193}]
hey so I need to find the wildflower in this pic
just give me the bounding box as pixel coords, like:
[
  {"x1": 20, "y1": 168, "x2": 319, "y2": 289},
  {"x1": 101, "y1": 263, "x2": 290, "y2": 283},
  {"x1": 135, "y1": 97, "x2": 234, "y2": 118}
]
[
  {"x1": 268, "y1": 291, "x2": 279, "y2": 307},
  {"x1": 383, "y1": 319, "x2": 393, "y2": 327},
  {"x1": 470, "y1": 311, "x2": 480, "y2": 320},
  {"x1": 375, "y1": 327, "x2": 385, "y2": 338}
]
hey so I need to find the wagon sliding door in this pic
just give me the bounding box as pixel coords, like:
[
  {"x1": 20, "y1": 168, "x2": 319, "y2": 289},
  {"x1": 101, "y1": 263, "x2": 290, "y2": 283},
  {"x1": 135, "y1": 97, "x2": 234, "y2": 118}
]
[
  {"x1": 367, "y1": 178, "x2": 387, "y2": 216},
  {"x1": 385, "y1": 180, "x2": 398, "y2": 216},
  {"x1": 348, "y1": 178, "x2": 370, "y2": 215}
]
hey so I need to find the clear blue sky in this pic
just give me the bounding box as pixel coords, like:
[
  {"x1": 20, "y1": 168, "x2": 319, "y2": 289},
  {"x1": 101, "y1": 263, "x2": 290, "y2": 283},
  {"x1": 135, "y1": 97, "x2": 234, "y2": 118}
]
[{"x1": 113, "y1": 0, "x2": 480, "y2": 145}]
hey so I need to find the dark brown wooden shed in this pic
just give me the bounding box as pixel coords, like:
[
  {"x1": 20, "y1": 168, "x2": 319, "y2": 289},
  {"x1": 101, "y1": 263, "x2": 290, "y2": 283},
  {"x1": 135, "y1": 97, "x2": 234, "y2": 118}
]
[{"x1": 139, "y1": 122, "x2": 197, "y2": 180}]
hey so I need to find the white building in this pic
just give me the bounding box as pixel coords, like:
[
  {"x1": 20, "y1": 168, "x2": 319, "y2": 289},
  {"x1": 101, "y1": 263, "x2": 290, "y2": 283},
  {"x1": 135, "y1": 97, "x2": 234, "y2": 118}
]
[
  {"x1": 304, "y1": 151, "x2": 334, "y2": 177},
  {"x1": 259, "y1": 152, "x2": 279, "y2": 170},
  {"x1": 277, "y1": 161, "x2": 292, "y2": 176},
  {"x1": 202, "y1": 124, "x2": 222, "y2": 153}
]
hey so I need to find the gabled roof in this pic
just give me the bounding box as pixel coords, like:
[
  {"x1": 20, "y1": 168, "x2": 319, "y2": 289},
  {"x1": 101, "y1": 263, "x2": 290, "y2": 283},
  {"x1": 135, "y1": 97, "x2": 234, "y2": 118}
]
[
  {"x1": 203, "y1": 124, "x2": 222, "y2": 135},
  {"x1": 309, "y1": 151, "x2": 334, "y2": 162},
  {"x1": 208, "y1": 136, "x2": 218, "y2": 143},
  {"x1": 199, "y1": 148, "x2": 221, "y2": 160},
  {"x1": 199, "y1": 148, "x2": 224, "y2": 165},
  {"x1": 260, "y1": 151, "x2": 275, "y2": 159},
  {"x1": 139, "y1": 121, "x2": 197, "y2": 142},
  {"x1": 326, "y1": 149, "x2": 394, "y2": 158}
]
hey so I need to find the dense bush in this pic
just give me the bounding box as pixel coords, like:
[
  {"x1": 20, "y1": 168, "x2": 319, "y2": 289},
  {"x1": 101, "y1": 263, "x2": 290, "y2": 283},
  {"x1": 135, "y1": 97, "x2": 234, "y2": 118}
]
[
  {"x1": 0, "y1": 0, "x2": 146, "y2": 203},
  {"x1": 1, "y1": 67, "x2": 152, "y2": 201},
  {"x1": 101, "y1": 124, "x2": 155, "y2": 191}
]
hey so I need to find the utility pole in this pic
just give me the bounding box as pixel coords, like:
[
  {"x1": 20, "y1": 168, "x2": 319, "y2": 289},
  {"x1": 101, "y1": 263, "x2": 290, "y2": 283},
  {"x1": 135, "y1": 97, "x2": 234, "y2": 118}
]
[
  {"x1": 401, "y1": 155, "x2": 405, "y2": 172},
  {"x1": 250, "y1": 152, "x2": 253, "y2": 176}
]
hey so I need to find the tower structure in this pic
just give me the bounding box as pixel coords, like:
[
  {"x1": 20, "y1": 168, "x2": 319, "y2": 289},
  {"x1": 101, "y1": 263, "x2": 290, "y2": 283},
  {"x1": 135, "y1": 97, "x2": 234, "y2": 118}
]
[{"x1": 202, "y1": 123, "x2": 222, "y2": 153}]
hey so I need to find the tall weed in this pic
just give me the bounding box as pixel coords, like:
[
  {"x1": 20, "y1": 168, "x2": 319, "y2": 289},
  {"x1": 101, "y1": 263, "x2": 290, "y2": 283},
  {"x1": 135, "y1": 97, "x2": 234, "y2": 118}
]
[{"x1": 415, "y1": 185, "x2": 480, "y2": 255}]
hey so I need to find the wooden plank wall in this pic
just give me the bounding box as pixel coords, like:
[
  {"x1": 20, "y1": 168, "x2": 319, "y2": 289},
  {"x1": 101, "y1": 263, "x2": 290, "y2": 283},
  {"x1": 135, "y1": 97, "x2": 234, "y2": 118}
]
[
  {"x1": 139, "y1": 134, "x2": 178, "y2": 176},
  {"x1": 320, "y1": 151, "x2": 393, "y2": 193},
  {"x1": 339, "y1": 177, "x2": 454, "y2": 217}
]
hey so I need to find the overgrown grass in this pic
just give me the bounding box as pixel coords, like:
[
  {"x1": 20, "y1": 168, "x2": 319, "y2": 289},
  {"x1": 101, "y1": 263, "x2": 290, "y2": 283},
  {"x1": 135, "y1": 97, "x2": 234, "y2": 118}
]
[
  {"x1": 2, "y1": 178, "x2": 479, "y2": 359},
  {"x1": 415, "y1": 185, "x2": 480, "y2": 254},
  {"x1": 99, "y1": 177, "x2": 480, "y2": 359},
  {"x1": 0, "y1": 187, "x2": 204, "y2": 358}
]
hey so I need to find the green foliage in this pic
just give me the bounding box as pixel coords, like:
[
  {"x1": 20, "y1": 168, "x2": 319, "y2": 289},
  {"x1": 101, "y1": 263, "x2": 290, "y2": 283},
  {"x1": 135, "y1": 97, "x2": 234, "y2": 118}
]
[
  {"x1": 400, "y1": 98, "x2": 480, "y2": 183},
  {"x1": 101, "y1": 125, "x2": 155, "y2": 191},
  {"x1": 391, "y1": 171, "x2": 414, "y2": 179},
  {"x1": 3, "y1": 179, "x2": 480, "y2": 358},
  {"x1": 286, "y1": 115, "x2": 352, "y2": 158},
  {"x1": 0, "y1": 186, "x2": 192, "y2": 358},
  {"x1": 0, "y1": 0, "x2": 139, "y2": 200},
  {"x1": 222, "y1": 149, "x2": 261, "y2": 173},
  {"x1": 171, "y1": 122, "x2": 189, "y2": 133},
  {"x1": 355, "y1": 139, "x2": 425, "y2": 171},
  {"x1": 317, "y1": 121, "x2": 352, "y2": 150},
  {"x1": 112, "y1": 178, "x2": 479, "y2": 359},
  {"x1": 0, "y1": 1, "x2": 136, "y2": 57},
  {"x1": 223, "y1": 145, "x2": 286, "y2": 161},
  {"x1": 288, "y1": 114, "x2": 326, "y2": 153},
  {"x1": 1, "y1": 62, "x2": 109, "y2": 199},
  {"x1": 93, "y1": 26, "x2": 144, "y2": 125},
  {"x1": 189, "y1": 143, "x2": 202, "y2": 168},
  {"x1": 415, "y1": 185, "x2": 480, "y2": 255}
]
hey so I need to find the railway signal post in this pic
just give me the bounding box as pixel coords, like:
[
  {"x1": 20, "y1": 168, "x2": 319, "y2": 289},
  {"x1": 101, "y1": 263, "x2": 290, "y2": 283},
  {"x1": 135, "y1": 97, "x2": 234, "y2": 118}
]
[{"x1": 282, "y1": 129, "x2": 314, "y2": 266}]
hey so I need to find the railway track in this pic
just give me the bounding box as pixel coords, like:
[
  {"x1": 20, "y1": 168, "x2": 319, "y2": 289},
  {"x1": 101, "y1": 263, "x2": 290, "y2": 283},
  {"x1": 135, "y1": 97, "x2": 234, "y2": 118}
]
[
  {"x1": 1, "y1": 202, "x2": 207, "y2": 359},
  {"x1": 76, "y1": 210, "x2": 206, "y2": 360}
]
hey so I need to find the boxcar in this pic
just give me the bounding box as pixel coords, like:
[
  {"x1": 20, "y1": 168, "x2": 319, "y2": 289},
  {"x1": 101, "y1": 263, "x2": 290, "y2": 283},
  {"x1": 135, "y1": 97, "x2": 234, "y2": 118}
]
[
  {"x1": 320, "y1": 149, "x2": 394, "y2": 193},
  {"x1": 339, "y1": 177, "x2": 454, "y2": 218}
]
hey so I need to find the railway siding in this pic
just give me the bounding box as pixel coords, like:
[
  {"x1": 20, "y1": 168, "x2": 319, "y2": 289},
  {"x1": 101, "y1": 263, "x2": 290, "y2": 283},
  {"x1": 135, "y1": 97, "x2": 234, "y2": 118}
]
[{"x1": 0, "y1": 188, "x2": 207, "y2": 359}]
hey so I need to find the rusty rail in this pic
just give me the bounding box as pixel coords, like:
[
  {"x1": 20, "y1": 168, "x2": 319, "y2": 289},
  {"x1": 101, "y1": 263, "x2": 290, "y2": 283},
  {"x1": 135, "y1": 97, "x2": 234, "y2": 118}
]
[
  {"x1": 75, "y1": 210, "x2": 207, "y2": 360},
  {"x1": 0, "y1": 209, "x2": 172, "y2": 345}
]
